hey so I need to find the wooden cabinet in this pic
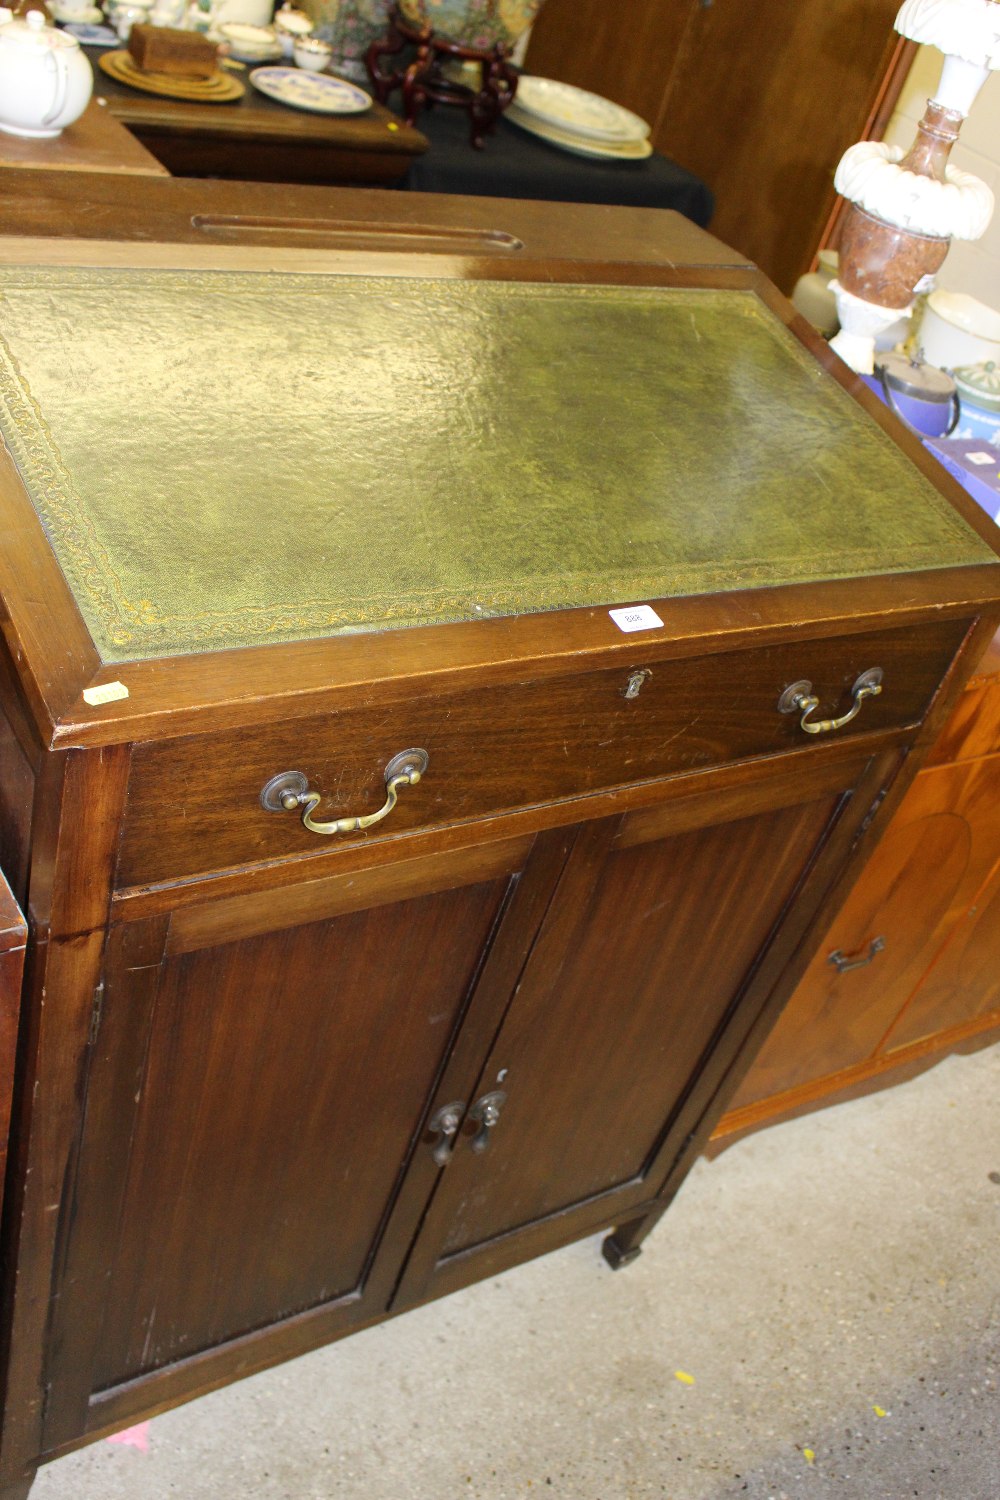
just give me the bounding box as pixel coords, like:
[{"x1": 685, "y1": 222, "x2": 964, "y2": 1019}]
[
  {"x1": 22, "y1": 742, "x2": 901, "y2": 1452},
  {"x1": 0, "y1": 193, "x2": 996, "y2": 1498},
  {"x1": 525, "y1": 0, "x2": 912, "y2": 293},
  {"x1": 716, "y1": 630, "x2": 1000, "y2": 1143}
]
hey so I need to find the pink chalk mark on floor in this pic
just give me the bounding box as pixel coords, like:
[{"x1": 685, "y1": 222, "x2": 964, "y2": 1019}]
[{"x1": 106, "y1": 1421, "x2": 150, "y2": 1453}]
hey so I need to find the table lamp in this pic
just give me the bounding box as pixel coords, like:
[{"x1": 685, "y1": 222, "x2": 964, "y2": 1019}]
[{"x1": 829, "y1": 0, "x2": 999, "y2": 373}]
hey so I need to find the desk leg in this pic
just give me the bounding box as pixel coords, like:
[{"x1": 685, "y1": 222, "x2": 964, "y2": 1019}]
[{"x1": 602, "y1": 1207, "x2": 668, "y2": 1270}]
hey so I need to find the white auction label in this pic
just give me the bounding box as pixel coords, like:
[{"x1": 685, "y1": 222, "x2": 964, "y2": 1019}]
[
  {"x1": 82, "y1": 681, "x2": 130, "y2": 706},
  {"x1": 966, "y1": 451, "x2": 997, "y2": 466},
  {"x1": 609, "y1": 604, "x2": 664, "y2": 634}
]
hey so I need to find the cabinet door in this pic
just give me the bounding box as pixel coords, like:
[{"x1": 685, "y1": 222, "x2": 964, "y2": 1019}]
[
  {"x1": 883, "y1": 835, "x2": 1000, "y2": 1051},
  {"x1": 43, "y1": 832, "x2": 564, "y2": 1446},
  {"x1": 395, "y1": 758, "x2": 886, "y2": 1307},
  {"x1": 727, "y1": 753, "x2": 1000, "y2": 1111}
]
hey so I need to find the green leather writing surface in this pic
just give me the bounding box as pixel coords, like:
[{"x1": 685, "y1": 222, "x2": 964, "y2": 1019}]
[{"x1": 0, "y1": 267, "x2": 991, "y2": 662}]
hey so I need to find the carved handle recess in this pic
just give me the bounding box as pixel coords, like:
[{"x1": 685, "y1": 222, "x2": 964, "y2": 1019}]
[
  {"x1": 261, "y1": 748, "x2": 429, "y2": 836},
  {"x1": 828, "y1": 936, "x2": 885, "y2": 974},
  {"x1": 778, "y1": 668, "x2": 883, "y2": 736}
]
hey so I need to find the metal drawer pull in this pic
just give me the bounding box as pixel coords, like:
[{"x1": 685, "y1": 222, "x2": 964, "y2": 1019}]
[
  {"x1": 468, "y1": 1090, "x2": 507, "y2": 1154},
  {"x1": 828, "y1": 935, "x2": 886, "y2": 974},
  {"x1": 778, "y1": 667, "x2": 883, "y2": 735},
  {"x1": 260, "y1": 748, "x2": 429, "y2": 835}
]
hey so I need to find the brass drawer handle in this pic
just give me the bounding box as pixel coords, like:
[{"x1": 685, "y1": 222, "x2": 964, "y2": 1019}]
[
  {"x1": 778, "y1": 667, "x2": 883, "y2": 735},
  {"x1": 261, "y1": 748, "x2": 429, "y2": 836}
]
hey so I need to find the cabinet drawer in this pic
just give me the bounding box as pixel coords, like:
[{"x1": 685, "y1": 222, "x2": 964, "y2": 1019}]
[{"x1": 117, "y1": 619, "x2": 968, "y2": 888}]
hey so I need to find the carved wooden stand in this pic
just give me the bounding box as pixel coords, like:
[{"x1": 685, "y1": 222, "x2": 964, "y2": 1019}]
[{"x1": 367, "y1": 5, "x2": 517, "y2": 149}]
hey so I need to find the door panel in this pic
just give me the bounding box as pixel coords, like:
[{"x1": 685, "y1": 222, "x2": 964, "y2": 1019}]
[
  {"x1": 884, "y1": 854, "x2": 1000, "y2": 1050},
  {"x1": 728, "y1": 755, "x2": 1000, "y2": 1107},
  {"x1": 72, "y1": 873, "x2": 512, "y2": 1397},
  {"x1": 398, "y1": 787, "x2": 850, "y2": 1303}
]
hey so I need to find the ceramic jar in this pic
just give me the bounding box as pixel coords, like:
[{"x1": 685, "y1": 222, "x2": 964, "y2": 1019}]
[
  {"x1": 0, "y1": 8, "x2": 93, "y2": 138},
  {"x1": 867, "y1": 351, "x2": 960, "y2": 438},
  {"x1": 952, "y1": 360, "x2": 1000, "y2": 446},
  {"x1": 397, "y1": 0, "x2": 542, "y2": 49}
]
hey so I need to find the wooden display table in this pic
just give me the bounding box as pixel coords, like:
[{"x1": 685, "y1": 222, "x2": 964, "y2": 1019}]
[
  {"x1": 89, "y1": 51, "x2": 428, "y2": 185},
  {"x1": 0, "y1": 185, "x2": 995, "y2": 1499}
]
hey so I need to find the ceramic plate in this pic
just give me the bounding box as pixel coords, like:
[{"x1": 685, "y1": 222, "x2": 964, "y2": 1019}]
[
  {"x1": 506, "y1": 106, "x2": 653, "y2": 161},
  {"x1": 249, "y1": 67, "x2": 371, "y2": 113},
  {"x1": 514, "y1": 76, "x2": 649, "y2": 144}
]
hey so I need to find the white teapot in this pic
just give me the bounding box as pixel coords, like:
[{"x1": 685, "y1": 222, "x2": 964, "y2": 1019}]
[{"x1": 0, "y1": 8, "x2": 93, "y2": 139}]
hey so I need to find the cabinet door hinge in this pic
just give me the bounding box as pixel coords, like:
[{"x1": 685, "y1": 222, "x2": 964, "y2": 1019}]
[
  {"x1": 88, "y1": 982, "x2": 105, "y2": 1046},
  {"x1": 854, "y1": 787, "x2": 889, "y2": 846}
]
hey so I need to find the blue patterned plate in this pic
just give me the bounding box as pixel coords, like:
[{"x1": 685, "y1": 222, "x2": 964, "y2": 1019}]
[
  {"x1": 63, "y1": 21, "x2": 119, "y2": 44},
  {"x1": 248, "y1": 68, "x2": 372, "y2": 114}
]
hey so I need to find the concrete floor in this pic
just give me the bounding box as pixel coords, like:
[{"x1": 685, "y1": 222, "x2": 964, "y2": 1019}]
[{"x1": 32, "y1": 1042, "x2": 1000, "y2": 1500}]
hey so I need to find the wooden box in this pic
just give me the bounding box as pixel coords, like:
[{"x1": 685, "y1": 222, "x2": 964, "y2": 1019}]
[{"x1": 127, "y1": 23, "x2": 218, "y2": 79}]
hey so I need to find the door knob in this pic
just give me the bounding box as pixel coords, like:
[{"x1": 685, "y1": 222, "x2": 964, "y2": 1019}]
[
  {"x1": 428, "y1": 1101, "x2": 465, "y2": 1167},
  {"x1": 468, "y1": 1090, "x2": 507, "y2": 1154}
]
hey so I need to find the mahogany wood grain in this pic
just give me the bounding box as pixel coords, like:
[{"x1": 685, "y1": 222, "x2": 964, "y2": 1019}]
[
  {"x1": 525, "y1": 0, "x2": 691, "y2": 134},
  {"x1": 116, "y1": 619, "x2": 967, "y2": 888},
  {"x1": 0, "y1": 711, "x2": 34, "y2": 910},
  {"x1": 0, "y1": 434, "x2": 100, "y2": 747},
  {"x1": 85, "y1": 874, "x2": 510, "y2": 1395},
  {"x1": 925, "y1": 627, "x2": 1000, "y2": 766},
  {"x1": 396, "y1": 785, "x2": 851, "y2": 1305},
  {"x1": 526, "y1": 0, "x2": 905, "y2": 293},
  {"x1": 0, "y1": 169, "x2": 752, "y2": 264},
  {"x1": 0, "y1": 101, "x2": 167, "y2": 178},
  {"x1": 448, "y1": 800, "x2": 838, "y2": 1250},
  {"x1": 68, "y1": 828, "x2": 576, "y2": 1438},
  {"x1": 711, "y1": 1009, "x2": 1000, "y2": 1155},
  {"x1": 164, "y1": 832, "x2": 533, "y2": 954},
  {"x1": 726, "y1": 753, "x2": 1000, "y2": 1108},
  {"x1": 714, "y1": 621, "x2": 1000, "y2": 1145},
  {"x1": 112, "y1": 731, "x2": 900, "y2": 920},
  {"x1": 616, "y1": 748, "x2": 908, "y2": 1257},
  {"x1": 883, "y1": 828, "x2": 1000, "y2": 1051},
  {"x1": 0, "y1": 747, "x2": 128, "y2": 1488},
  {"x1": 0, "y1": 868, "x2": 26, "y2": 1253}
]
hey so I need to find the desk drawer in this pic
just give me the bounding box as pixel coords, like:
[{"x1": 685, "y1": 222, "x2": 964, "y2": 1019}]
[{"x1": 117, "y1": 619, "x2": 969, "y2": 888}]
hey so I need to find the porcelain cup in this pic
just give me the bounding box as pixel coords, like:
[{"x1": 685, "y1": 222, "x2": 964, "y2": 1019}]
[
  {"x1": 293, "y1": 33, "x2": 331, "y2": 69},
  {"x1": 273, "y1": 4, "x2": 311, "y2": 56}
]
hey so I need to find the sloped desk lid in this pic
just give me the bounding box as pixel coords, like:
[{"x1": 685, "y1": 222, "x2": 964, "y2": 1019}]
[{"x1": 0, "y1": 266, "x2": 992, "y2": 664}]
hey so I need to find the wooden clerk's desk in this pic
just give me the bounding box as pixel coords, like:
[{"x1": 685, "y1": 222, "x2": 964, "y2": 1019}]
[{"x1": 0, "y1": 172, "x2": 994, "y2": 1500}]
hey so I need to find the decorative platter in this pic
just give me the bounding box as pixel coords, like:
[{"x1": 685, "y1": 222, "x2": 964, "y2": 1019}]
[
  {"x1": 506, "y1": 106, "x2": 653, "y2": 161},
  {"x1": 514, "y1": 76, "x2": 649, "y2": 144},
  {"x1": 248, "y1": 68, "x2": 371, "y2": 113},
  {"x1": 98, "y1": 50, "x2": 246, "y2": 101}
]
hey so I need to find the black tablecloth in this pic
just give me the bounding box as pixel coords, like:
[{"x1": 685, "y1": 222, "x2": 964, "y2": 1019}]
[{"x1": 401, "y1": 105, "x2": 713, "y2": 228}]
